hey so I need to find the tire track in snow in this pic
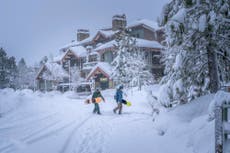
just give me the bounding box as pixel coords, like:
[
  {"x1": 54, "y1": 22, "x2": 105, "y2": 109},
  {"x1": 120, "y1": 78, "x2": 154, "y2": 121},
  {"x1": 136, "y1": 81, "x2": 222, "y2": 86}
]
[
  {"x1": 26, "y1": 120, "x2": 76, "y2": 144},
  {"x1": 0, "y1": 119, "x2": 61, "y2": 153},
  {"x1": 0, "y1": 113, "x2": 60, "y2": 152},
  {"x1": 59, "y1": 115, "x2": 93, "y2": 153},
  {"x1": 0, "y1": 112, "x2": 58, "y2": 132},
  {"x1": 0, "y1": 119, "x2": 77, "y2": 153}
]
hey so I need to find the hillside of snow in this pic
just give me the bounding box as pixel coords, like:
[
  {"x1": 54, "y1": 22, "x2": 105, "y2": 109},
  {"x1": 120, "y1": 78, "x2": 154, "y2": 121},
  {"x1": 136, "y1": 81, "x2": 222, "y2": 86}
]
[{"x1": 0, "y1": 86, "x2": 215, "y2": 153}]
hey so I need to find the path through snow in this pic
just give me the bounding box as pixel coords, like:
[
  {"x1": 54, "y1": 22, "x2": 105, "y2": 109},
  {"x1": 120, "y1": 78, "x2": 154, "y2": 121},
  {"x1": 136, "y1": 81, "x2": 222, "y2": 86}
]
[{"x1": 0, "y1": 87, "x2": 215, "y2": 153}]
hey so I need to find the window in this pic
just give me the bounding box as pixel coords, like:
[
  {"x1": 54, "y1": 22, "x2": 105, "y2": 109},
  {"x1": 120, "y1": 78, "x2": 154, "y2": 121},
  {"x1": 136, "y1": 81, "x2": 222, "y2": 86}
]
[
  {"x1": 152, "y1": 57, "x2": 160, "y2": 65},
  {"x1": 89, "y1": 54, "x2": 98, "y2": 62}
]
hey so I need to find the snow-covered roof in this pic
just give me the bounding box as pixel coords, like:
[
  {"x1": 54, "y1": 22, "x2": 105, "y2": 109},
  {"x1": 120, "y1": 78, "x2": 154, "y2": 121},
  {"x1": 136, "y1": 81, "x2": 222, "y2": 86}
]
[
  {"x1": 75, "y1": 30, "x2": 116, "y2": 46},
  {"x1": 36, "y1": 63, "x2": 68, "y2": 80},
  {"x1": 59, "y1": 41, "x2": 79, "y2": 51},
  {"x1": 98, "y1": 30, "x2": 118, "y2": 38},
  {"x1": 89, "y1": 51, "x2": 99, "y2": 55},
  {"x1": 127, "y1": 19, "x2": 160, "y2": 31},
  {"x1": 69, "y1": 46, "x2": 87, "y2": 57},
  {"x1": 53, "y1": 46, "x2": 87, "y2": 62},
  {"x1": 135, "y1": 38, "x2": 163, "y2": 48},
  {"x1": 95, "y1": 38, "x2": 163, "y2": 51},
  {"x1": 94, "y1": 40, "x2": 116, "y2": 51},
  {"x1": 78, "y1": 35, "x2": 95, "y2": 44},
  {"x1": 59, "y1": 33, "x2": 95, "y2": 51},
  {"x1": 45, "y1": 63, "x2": 68, "y2": 78},
  {"x1": 87, "y1": 62, "x2": 112, "y2": 80},
  {"x1": 53, "y1": 52, "x2": 66, "y2": 62}
]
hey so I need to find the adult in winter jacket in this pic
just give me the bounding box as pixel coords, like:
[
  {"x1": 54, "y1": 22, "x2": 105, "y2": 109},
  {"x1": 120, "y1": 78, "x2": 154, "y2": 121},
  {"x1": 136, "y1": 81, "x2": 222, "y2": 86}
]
[
  {"x1": 92, "y1": 88, "x2": 105, "y2": 115},
  {"x1": 113, "y1": 85, "x2": 124, "y2": 114}
]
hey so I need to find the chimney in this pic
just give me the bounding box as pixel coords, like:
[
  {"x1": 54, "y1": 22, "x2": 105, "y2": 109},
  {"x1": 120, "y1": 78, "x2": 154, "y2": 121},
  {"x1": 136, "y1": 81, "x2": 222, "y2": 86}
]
[
  {"x1": 77, "y1": 29, "x2": 90, "y2": 41},
  {"x1": 112, "y1": 14, "x2": 127, "y2": 31}
]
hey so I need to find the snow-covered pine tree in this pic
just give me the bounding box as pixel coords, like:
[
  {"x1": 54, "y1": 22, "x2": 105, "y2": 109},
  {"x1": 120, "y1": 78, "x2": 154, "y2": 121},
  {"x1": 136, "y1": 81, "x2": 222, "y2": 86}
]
[
  {"x1": 0, "y1": 48, "x2": 18, "y2": 89},
  {"x1": 26, "y1": 66, "x2": 38, "y2": 90},
  {"x1": 159, "y1": 0, "x2": 230, "y2": 106},
  {"x1": 111, "y1": 29, "x2": 135, "y2": 87},
  {"x1": 212, "y1": 0, "x2": 230, "y2": 86},
  {"x1": 17, "y1": 58, "x2": 33, "y2": 89},
  {"x1": 129, "y1": 48, "x2": 154, "y2": 90},
  {"x1": 111, "y1": 29, "x2": 153, "y2": 88},
  {"x1": 7, "y1": 56, "x2": 17, "y2": 88},
  {"x1": 70, "y1": 65, "x2": 82, "y2": 89},
  {"x1": 0, "y1": 48, "x2": 10, "y2": 88},
  {"x1": 17, "y1": 58, "x2": 28, "y2": 89}
]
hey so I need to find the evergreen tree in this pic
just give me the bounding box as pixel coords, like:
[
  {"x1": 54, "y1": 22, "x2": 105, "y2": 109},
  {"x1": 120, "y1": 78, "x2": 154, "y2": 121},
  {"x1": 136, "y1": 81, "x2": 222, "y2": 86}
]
[
  {"x1": 129, "y1": 48, "x2": 153, "y2": 90},
  {"x1": 39, "y1": 56, "x2": 48, "y2": 67},
  {"x1": 17, "y1": 58, "x2": 29, "y2": 89},
  {"x1": 0, "y1": 48, "x2": 18, "y2": 89},
  {"x1": 212, "y1": 0, "x2": 230, "y2": 86},
  {"x1": 26, "y1": 66, "x2": 38, "y2": 90},
  {"x1": 111, "y1": 29, "x2": 153, "y2": 89},
  {"x1": 18, "y1": 59, "x2": 38, "y2": 90},
  {"x1": 70, "y1": 65, "x2": 82, "y2": 89},
  {"x1": 7, "y1": 56, "x2": 17, "y2": 88},
  {"x1": 111, "y1": 29, "x2": 134, "y2": 87},
  {"x1": 159, "y1": 0, "x2": 230, "y2": 106},
  {"x1": 0, "y1": 48, "x2": 9, "y2": 88}
]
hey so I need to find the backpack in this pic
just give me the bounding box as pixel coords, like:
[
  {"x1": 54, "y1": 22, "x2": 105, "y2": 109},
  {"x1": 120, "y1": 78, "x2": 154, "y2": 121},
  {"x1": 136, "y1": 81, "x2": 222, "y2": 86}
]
[{"x1": 114, "y1": 90, "x2": 118, "y2": 101}]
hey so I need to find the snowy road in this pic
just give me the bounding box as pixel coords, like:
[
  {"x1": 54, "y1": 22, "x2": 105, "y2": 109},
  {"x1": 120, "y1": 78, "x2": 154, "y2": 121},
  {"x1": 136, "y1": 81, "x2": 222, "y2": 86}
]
[
  {"x1": 0, "y1": 89, "x2": 155, "y2": 153},
  {"x1": 0, "y1": 88, "x2": 215, "y2": 153}
]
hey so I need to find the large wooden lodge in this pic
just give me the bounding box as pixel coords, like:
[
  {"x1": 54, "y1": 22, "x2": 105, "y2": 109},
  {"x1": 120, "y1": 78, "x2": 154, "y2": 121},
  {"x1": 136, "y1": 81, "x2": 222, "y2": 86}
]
[{"x1": 36, "y1": 14, "x2": 165, "y2": 91}]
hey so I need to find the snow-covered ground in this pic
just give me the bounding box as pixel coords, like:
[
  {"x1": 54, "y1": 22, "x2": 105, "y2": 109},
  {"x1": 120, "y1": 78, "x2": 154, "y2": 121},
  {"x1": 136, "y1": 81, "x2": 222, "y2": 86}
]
[{"x1": 0, "y1": 85, "x2": 215, "y2": 153}]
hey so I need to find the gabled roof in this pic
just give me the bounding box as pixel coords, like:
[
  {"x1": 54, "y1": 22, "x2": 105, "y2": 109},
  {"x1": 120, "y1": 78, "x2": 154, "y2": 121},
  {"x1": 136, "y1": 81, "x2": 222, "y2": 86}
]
[
  {"x1": 59, "y1": 41, "x2": 79, "y2": 52},
  {"x1": 92, "y1": 30, "x2": 118, "y2": 42},
  {"x1": 98, "y1": 30, "x2": 118, "y2": 38},
  {"x1": 127, "y1": 19, "x2": 161, "y2": 31},
  {"x1": 53, "y1": 46, "x2": 87, "y2": 62},
  {"x1": 94, "y1": 40, "x2": 116, "y2": 52},
  {"x1": 86, "y1": 62, "x2": 112, "y2": 80},
  {"x1": 53, "y1": 51, "x2": 67, "y2": 62},
  {"x1": 69, "y1": 46, "x2": 87, "y2": 57},
  {"x1": 94, "y1": 38, "x2": 163, "y2": 53},
  {"x1": 77, "y1": 35, "x2": 95, "y2": 46},
  {"x1": 53, "y1": 50, "x2": 75, "y2": 63},
  {"x1": 135, "y1": 38, "x2": 163, "y2": 48},
  {"x1": 36, "y1": 63, "x2": 68, "y2": 81},
  {"x1": 60, "y1": 30, "x2": 117, "y2": 50}
]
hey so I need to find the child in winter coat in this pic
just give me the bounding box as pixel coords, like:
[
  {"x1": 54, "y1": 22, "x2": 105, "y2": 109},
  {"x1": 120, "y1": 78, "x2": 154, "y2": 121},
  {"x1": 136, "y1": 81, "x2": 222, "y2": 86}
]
[
  {"x1": 113, "y1": 85, "x2": 124, "y2": 114},
  {"x1": 92, "y1": 88, "x2": 105, "y2": 115}
]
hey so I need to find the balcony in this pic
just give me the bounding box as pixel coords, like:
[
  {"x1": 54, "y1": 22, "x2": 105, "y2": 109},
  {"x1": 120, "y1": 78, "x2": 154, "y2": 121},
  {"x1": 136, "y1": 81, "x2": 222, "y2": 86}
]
[{"x1": 83, "y1": 61, "x2": 98, "y2": 70}]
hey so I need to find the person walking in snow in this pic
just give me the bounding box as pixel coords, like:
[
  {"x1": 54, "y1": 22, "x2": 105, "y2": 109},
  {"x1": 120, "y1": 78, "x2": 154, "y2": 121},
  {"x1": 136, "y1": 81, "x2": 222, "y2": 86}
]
[
  {"x1": 113, "y1": 85, "x2": 124, "y2": 114},
  {"x1": 92, "y1": 88, "x2": 105, "y2": 115}
]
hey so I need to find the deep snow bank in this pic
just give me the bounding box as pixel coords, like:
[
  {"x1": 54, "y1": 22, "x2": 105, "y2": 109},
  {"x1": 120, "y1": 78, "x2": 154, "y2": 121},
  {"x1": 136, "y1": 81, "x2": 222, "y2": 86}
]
[
  {"x1": 0, "y1": 86, "x2": 220, "y2": 153},
  {"x1": 0, "y1": 88, "x2": 35, "y2": 115},
  {"x1": 151, "y1": 94, "x2": 215, "y2": 153}
]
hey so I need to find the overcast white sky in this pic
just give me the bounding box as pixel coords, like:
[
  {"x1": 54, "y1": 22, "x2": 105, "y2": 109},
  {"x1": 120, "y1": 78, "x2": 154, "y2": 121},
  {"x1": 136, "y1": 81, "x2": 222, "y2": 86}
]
[{"x1": 0, "y1": 0, "x2": 170, "y2": 66}]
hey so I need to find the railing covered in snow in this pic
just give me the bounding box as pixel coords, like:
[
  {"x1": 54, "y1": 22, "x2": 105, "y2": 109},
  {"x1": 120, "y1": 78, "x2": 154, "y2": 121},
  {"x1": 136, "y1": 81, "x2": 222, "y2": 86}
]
[{"x1": 215, "y1": 87, "x2": 230, "y2": 153}]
